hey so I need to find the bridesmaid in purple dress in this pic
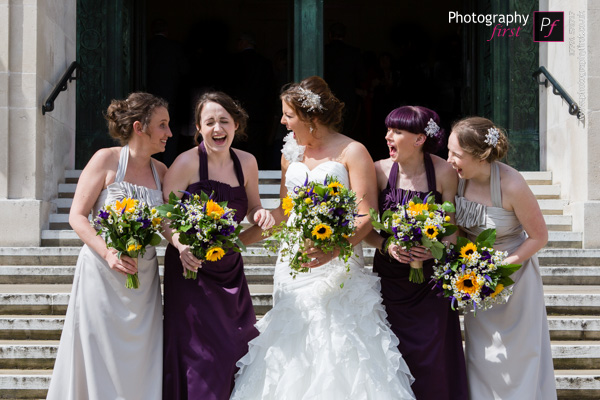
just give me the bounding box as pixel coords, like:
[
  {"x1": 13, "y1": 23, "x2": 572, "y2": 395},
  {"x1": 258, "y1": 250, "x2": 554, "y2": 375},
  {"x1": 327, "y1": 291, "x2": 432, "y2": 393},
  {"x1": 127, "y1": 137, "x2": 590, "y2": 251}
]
[
  {"x1": 161, "y1": 92, "x2": 274, "y2": 400},
  {"x1": 365, "y1": 106, "x2": 468, "y2": 400}
]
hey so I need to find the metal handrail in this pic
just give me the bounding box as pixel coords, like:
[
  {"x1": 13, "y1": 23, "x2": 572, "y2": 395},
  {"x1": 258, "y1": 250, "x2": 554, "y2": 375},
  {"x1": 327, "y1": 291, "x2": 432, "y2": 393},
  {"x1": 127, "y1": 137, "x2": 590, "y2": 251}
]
[
  {"x1": 42, "y1": 61, "x2": 80, "y2": 115},
  {"x1": 532, "y1": 66, "x2": 582, "y2": 120}
]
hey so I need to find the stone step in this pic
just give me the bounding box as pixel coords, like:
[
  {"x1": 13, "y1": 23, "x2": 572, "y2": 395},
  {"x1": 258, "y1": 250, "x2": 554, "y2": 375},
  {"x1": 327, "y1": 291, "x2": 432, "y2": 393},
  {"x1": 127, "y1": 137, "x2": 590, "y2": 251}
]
[
  {"x1": 0, "y1": 284, "x2": 598, "y2": 316},
  {"x1": 520, "y1": 171, "x2": 553, "y2": 185},
  {"x1": 0, "y1": 369, "x2": 50, "y2": 400},
  {"x1": 0, "y1": 338, "x2": 597, "y2": 370},
  {"x1": 40, "y1": 229, "x2": 583, "y2": 249},
  {"x1": 63, "y1": 169, "x2": 283, "y2": 183},
  {"x1": 0, "y1": 284, "x2": 274, "y2": 316},
  {"x1": 0, "y1": 340, "x2": 58, "y2": 369},
  {"x1": 538, "y1": 199, "x2": 569, "y2": 215},
  {"x1": 3, "y1": 314, "x2": 599, "y2": 342},
  {"x1": 0, "y1": 265, "x2": 275, "y2": 285},
  {"x1": 537, "y1": 249, "x2": 600, "y2": 266},
  {"x1": 58, "y1": 182, "x2": 283, "y2": 199},
  {"x1": 0, "y1": 316, "x2": 64, "y2": 340},
  {"x1": 65, "y1": 170, "x2": 551, "y2": 185},
  {"x1": 3, "y1": 263, "x2": 599, "y2": 286},
  {"x1": 547, "y1": 316, "x2": 600, "y2": 340},
  {"x1": 555, "y1": 369, "x2": 600, "y2": 399},
  {"x1": 0, "y1": 369, "x2": 597, "y2": 400},
  {"x1": 530, "y1": 184, "x2": 561, "y2": 199},
  {"x1": 544, "y1": 215, "x2": 572, "y2": 231},
  {"x1": 541, "y1": 267, "x2": 600, "y2": 285},
  {"x1": 2, "y1": 246, "x2": 599, "y2": 267}
]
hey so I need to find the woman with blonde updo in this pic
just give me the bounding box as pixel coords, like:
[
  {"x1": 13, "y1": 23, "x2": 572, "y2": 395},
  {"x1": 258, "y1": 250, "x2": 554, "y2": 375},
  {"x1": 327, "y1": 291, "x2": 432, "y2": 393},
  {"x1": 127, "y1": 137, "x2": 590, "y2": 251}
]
[
  {"x1": 448, "y1": 116, "x2": 557, "y2": 399},
  {"x1": 231, "y1": 76, "x2": 415, "y2": 400},
  {"x1": 47, "y1": 93, "x2": 171, "y2": 400}
]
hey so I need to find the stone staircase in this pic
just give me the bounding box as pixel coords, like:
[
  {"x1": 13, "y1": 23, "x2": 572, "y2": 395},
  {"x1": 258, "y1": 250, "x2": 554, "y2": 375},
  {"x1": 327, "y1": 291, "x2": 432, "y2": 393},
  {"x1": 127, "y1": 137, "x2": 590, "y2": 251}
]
[{"x1": 0, "y1": 170, "x2": 598, "y2": 399}]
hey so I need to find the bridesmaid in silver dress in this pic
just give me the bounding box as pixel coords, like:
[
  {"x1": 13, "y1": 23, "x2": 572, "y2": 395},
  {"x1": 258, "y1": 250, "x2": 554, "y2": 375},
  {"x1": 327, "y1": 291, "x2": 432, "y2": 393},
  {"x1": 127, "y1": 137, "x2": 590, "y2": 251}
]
[
  {"x1": 47, "y1": 93, "x2": 171, "y2": 400},
  {"x1": 447, "y1": 116, "x2": 557, "y2": 399}
]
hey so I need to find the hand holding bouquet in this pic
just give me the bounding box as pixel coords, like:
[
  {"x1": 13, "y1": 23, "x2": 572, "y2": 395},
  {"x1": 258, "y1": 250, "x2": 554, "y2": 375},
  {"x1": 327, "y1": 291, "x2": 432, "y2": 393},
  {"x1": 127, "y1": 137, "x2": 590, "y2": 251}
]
[
  {"x1": 370, "y1": 194, "x2": 457, "y2": 283},
  {"x1": 157, "y1": 191, "x2": 244, "y2": 279},
  {"x1": 432, "y1": 229, "x2": 522, "y2": 314},
  {"x1": 94, "y1": 197, "x2": 163, "y2": 289},
  {"x1": 266, "y1": 175, "x2": 360, "y2": 277}
]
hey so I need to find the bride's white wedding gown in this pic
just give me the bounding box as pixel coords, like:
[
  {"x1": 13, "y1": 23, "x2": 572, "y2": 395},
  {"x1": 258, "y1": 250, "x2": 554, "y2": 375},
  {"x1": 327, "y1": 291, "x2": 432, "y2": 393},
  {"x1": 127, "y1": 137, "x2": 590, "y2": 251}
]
[{"x1": 231, "y1": 148, "x2": 415, "y2": 399}]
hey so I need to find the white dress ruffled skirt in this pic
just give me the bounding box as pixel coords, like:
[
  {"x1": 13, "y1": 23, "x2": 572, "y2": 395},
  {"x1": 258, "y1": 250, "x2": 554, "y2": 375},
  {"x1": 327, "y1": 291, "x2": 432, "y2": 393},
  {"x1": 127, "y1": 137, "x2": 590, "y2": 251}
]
[{"x1": 231, "y1": 152, "x2": 415, "y2": 400}]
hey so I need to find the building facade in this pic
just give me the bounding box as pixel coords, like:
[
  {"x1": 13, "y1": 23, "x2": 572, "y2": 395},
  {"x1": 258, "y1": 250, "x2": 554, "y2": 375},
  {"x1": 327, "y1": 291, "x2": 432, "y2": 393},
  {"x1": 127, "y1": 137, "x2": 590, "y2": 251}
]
[{"x1": 1, "y1": 0, "x2": 598, "y2": 248}]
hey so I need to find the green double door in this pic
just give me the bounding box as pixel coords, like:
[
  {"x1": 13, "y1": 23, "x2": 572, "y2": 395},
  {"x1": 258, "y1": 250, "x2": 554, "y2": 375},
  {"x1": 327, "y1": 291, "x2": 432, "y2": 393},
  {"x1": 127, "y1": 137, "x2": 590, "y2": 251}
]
[{"x1": 76, "y1": 0, "x2": 539, "y2": 170}]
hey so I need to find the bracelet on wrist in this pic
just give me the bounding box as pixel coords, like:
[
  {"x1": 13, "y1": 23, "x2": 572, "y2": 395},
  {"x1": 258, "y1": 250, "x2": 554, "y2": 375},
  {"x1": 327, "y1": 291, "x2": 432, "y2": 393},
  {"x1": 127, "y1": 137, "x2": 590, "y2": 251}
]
[{"x1": 378, "y1": 238, "x2": 389, "y2": 256}]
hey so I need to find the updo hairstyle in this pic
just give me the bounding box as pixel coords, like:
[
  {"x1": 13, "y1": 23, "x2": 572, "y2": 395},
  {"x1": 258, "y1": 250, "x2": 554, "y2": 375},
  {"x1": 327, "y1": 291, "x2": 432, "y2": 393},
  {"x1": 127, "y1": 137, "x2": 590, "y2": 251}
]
[
  {"x1": 105, "y1": 92, "x2": 168, "y2": 145},
  {"x1": 451, "y1": 117, "x2": 509, "y2": 162},
  {"x1": 194, "y1": 91, "x2": 249, "y2": 144},
  {"x1": 385, "y1": 106, "x2": 444, "y2": 154},
  {"x1": 280, "y1": 76, "x2": 345, "y2": 132}
]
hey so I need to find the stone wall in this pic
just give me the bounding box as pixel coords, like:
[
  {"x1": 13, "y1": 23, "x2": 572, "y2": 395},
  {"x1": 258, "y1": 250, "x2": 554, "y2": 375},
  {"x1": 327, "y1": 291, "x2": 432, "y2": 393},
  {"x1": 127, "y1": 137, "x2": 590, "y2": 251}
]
[
  {"x1": 0, "y1": 0, "x2": 76, "y2": 246},
  {"x1": 541, "y1": 0, "x2": 600, "y2": 247}
]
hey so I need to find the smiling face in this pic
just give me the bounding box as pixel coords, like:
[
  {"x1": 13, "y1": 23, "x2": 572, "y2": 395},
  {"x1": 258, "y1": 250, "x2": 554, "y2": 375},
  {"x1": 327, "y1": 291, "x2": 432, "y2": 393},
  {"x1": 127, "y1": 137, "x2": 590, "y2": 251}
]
[
  {"x1": 447, "y1": 131, "x2": 483, "y2": 179},
  {"x1": 197, "y1": 101, "x2": 239, "y2": 152},
  {"x1": 143, "y1": 106, "x2": 172, "y2": 153},
  {"x1": 385, "y1": 127, "x2": 424, "y2": 161},
  {"x1": 281, "y1": 101, "x2": 310, "y2": 144}
]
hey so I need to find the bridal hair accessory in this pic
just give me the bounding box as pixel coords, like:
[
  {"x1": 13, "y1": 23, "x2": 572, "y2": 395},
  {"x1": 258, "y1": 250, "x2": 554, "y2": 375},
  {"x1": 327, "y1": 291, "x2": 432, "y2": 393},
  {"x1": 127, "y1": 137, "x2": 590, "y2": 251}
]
[
  {"x1": 295, "y1": 87, "x2": 326, "y2": 113},
  {"x1": 424, "y1": 118, "x2": 440, "y2": 137},
  {"x1": 484, "y1": 127, "x2": 500, "y2": 148},
  {"x1": 281, "y1": 132, "x2": 305, "y2": 162}
]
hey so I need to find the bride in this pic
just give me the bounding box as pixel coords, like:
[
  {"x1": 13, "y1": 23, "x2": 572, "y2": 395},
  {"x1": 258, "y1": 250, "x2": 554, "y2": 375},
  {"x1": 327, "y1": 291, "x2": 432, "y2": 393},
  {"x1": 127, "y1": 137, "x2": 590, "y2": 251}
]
[{"x1": 231, "y1": 76, "x2": 415, "y2": 399}]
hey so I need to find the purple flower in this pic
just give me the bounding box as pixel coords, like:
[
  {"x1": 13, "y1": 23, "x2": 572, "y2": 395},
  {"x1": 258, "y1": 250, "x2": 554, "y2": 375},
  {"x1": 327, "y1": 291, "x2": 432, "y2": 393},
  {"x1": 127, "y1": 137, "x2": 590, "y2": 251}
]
[
  {"x1": 219, "y1": 224, "x2": 235, "y2": 236},
  {"x1": 136, "y1": 217, "x2": 151, "y2": 229},
  {"x1": 98, "y1": 209, "x2": 110, "y2": 219}
]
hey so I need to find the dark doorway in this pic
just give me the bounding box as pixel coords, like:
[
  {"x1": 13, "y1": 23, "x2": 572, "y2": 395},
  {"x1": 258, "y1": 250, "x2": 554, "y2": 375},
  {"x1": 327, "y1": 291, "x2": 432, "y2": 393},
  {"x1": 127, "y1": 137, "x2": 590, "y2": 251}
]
[
  {"x1": 323, "y1": 0, "x2": 467, "y2": 162},
  {"x1": 143, "y1": 0, "x2": 292, "y2": 169}
]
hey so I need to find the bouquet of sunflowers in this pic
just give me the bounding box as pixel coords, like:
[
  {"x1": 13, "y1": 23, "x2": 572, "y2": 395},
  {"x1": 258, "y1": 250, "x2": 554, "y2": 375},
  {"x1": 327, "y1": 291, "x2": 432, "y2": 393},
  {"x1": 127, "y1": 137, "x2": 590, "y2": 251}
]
[
  {"x1": 432, "y1": 229, "x2": 522, "y2": 314},
  {"x1": 267, "y1": 175, "x2": 360, "y2": 277},
  {"x1": 157, "y1": 191, "x2": 244, "y2": 279},
  {"x1": 94, "y1": 197, "x2": 163, "y2": 289},
  {"x1": 370, "y1": 194, "x2": 457, "y2": 283}
]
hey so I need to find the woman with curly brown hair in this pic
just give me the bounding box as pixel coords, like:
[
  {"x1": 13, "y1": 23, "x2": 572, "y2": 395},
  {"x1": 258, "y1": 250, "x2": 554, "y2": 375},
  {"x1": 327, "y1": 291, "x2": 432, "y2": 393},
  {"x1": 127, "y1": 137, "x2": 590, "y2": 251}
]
[{"x1": 47, "y1": 92, "x2": 171, "y2": 400}]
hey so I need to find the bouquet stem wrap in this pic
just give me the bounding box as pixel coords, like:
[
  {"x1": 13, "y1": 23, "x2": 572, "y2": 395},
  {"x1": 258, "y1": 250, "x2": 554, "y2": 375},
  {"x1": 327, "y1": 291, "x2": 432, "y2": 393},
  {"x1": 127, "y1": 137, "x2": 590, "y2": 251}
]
[{"x1": 408, "y1": 259, "x2": 424, "y2": 283}]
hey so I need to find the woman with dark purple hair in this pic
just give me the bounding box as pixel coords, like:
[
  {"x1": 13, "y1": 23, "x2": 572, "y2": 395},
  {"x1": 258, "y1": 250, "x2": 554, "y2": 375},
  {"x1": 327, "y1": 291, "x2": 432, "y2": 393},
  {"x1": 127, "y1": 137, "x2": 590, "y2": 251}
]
[{"x1": 365, "y1": 106, "x2": 468, "y2": 400}]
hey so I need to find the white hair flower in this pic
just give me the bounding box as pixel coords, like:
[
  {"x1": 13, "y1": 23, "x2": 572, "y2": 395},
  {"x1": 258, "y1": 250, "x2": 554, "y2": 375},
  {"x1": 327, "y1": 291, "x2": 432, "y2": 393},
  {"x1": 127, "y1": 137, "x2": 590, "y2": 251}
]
[
  {"x1": 424, "y1": 118, "x2": 440, "y2": 137},
  {"x1": 485, "y1": 127, "x2": 500, "y2": 148},
  {"x1": 296, "y1": 87, "x2": 326, "y2": 113}
]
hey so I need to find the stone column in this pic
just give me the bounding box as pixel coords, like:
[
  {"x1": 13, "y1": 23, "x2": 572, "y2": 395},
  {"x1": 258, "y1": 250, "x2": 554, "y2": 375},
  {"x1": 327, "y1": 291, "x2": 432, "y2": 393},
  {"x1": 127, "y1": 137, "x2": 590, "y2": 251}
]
[
  {"x1": 542, "y1": 0, "x2": 600, "y2": 248},
  {"x1": 0, "y1": 0, "x2": 76, "y2": 247}
]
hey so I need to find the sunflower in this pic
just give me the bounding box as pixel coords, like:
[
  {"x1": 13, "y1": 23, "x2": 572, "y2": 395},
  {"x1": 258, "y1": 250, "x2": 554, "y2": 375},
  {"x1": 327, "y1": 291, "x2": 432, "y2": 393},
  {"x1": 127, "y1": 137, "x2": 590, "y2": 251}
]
[
  {"x1": 206, "y1": 247, "x2": 225, "y2": 262},
  {"x1": 282, "y1": 195, "x2": 294, "y2": 216},
  {"x1": 455, "y1": 272, "x2": 480, "y2": 295},
  {"x1": 205, "y1": 200, "x2": 225, "y2": 219},
  {"x1": 424, "y1": 225, "x2": 439, "y2": 239},
  {"x1": 459, "y1": 243, "x2": 478, "y2": 260},
  {"x1": 327, "y1": 182, "x2": 344, "y2": 196},
  {"x1": 127, "y1": 243, "x2": 142, "y2": 252},
  {"x1": 407, "y1": 202, "x2": 429, "y2": 216},
  {"x1": 312, "y1": 223, "x2": 333, "y2": 240},
  {"x1": 490, "y1": 283, "x2": 504, "y2": 298},
  {"x1": 116, "y1": 198, "x2": 137, "y2": 214}
]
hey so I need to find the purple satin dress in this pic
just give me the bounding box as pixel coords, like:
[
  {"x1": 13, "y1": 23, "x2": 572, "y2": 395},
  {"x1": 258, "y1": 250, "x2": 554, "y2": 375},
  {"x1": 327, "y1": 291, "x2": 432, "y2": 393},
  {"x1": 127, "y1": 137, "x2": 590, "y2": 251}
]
[
  {"x1": 373, "y1": 153, "x2": 469, "y2": 400},
  {"x1": 162, "y1": 143, "x2": 258, "y2": 400}
]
